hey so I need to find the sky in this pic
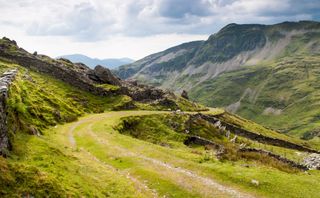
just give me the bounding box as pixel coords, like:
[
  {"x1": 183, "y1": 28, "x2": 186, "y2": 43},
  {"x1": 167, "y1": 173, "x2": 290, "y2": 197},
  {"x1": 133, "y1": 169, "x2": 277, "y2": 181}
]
[{"x1": 1, "y1": 0, "x2": 319, "y2": 60}]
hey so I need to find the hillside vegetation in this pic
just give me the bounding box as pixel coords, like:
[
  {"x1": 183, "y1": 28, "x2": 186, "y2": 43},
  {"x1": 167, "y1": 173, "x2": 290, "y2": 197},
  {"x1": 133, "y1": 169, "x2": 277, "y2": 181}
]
[
  {"x1": 1, "y1": 111, "x2": 320, "y2": 197},
  {"x1": 0, "y1": 25, "x2": 320, "y2": 197},
  {"x1": 115, "y1": 21, "x2": 320, "y2": 140}
]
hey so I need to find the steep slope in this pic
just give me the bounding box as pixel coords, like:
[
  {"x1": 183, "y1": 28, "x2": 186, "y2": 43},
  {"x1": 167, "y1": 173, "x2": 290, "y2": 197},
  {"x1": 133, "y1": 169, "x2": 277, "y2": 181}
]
[
  {"x1": 190, "y1": 54, "x2": 320, "y2": 138},
  {"x1": 115, "y1": 21, "x2": 320, "y2": 139},
  {"x1": 115, "y1": 41, "x2": 204, "y2": 85},
  {"x1": 58, "y1": 54, "x2": 134, "y2": 69}
]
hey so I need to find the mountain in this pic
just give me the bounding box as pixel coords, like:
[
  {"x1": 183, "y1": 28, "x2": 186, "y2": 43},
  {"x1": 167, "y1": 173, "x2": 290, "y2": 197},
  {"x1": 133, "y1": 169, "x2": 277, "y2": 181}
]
[
  {"x1": 58, "y1": 54, "x2": 134, "y2": 69},
  {"x1": 0, "y1": 37, "x2": 320, "y2": 197},
  {"x1": 115, "y1": 20, "x2": 320, "y2": 139}
]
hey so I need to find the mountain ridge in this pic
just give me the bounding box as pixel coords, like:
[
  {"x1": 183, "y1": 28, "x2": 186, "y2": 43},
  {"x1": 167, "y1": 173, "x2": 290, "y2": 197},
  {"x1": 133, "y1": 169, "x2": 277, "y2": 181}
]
[
  {"x1": 58, "y1": 54, "x2": 134, "y2": 69},
  {"x1": 114, "y1": 20, "x2": 320, "y2": 139},
  {"x1": 0, "y1": 32, "x2": 320, "y2": 197}
]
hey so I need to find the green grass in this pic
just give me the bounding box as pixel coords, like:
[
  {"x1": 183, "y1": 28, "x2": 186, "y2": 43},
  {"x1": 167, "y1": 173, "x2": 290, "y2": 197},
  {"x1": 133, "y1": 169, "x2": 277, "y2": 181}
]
[
  {"x1": 2, "y1": 132, "x2": 146, "y2": 197},
  {"x1": 117, "y1": 113, "x2": 306, "y2": 172},
  {"x1": 1, "y1": 111, "x2": 320, "y2": 197},
  {"x1": 95, "y1": 83, "x2": 120, "y2": 91},
  {"x1": 3, "y1": 62, "x2": 133, "y2": 138},
  {"x1": 190, "y1": 54, "x2": 320, "y2": 141}
]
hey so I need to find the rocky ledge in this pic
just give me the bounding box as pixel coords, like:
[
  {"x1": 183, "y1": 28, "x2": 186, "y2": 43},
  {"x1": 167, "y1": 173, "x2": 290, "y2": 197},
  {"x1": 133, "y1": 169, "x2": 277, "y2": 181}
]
[{"x1": 0, "y1": 37, "x2": 179, "y2": 106}]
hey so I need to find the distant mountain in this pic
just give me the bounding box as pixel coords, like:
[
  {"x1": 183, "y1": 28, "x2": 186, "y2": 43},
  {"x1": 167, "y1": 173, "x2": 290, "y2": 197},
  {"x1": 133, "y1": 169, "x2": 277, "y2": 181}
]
[
  {"x1": 58, "y1": 54, "x2": 134, "y2": 69},
  {"x1": 115, "y1": 21, "x2": 320, "y2": 138}
]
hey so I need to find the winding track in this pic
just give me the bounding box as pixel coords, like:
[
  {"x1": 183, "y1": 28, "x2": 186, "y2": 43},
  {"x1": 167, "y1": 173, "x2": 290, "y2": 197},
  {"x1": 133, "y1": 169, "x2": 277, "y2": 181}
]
[{"x1": 66, "y1": 111, "x2": 255, "y2": 198}]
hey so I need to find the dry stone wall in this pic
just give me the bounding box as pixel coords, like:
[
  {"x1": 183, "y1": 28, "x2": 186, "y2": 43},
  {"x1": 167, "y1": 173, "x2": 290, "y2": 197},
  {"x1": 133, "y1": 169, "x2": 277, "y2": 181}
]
[{"x1": 0, "y1": 69, "x2": 17, "y2": 156}]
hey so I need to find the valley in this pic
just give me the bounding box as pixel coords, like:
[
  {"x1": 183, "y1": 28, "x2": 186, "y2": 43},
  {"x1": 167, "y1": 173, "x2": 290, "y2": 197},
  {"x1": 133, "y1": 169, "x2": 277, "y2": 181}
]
[
  {"x1": 0, "y1": 22, "x2": 320, "y2": 198},
  {"x1": 115, "y1": 21, "x2": 320, "y2": 140}
]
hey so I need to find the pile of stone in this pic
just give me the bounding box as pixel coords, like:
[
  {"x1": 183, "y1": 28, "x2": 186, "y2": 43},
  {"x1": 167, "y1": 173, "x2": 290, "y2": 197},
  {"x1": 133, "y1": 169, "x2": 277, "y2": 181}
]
[{"x1": 303, "y1": 153, "x2": 320, "y2": 170}]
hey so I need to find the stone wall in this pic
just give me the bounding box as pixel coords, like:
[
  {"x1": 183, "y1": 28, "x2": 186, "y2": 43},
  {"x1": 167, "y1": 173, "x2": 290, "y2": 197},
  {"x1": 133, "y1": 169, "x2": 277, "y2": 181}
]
[
  {"x1": 197, "y1": 114, "x2": 320, "y2": 154},
  {"x1": 184, "y1": 135, "x2": 221, "y2": 149},
  {"x1": 240, "y1": 148, "x2": 308, "y2": 170},
  {"x1": 0, "y1": 69, "x2": 17, "y2": 156}
]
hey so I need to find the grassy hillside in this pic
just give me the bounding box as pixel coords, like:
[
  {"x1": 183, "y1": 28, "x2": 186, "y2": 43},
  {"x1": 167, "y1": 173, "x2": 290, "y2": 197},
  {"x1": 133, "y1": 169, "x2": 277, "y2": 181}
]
[
  {"x1": 1, "y1": 111, "x2": 319, "y2": 197},
  {"x1": 1, "y1": 61, "x2": 131, "y2": 137},
  {"x1": 115, "y1": 21, "x2": 320, "y2": 140},
  {"x1": 190, "y1": 53, "x2": 320, "y2": 139}
]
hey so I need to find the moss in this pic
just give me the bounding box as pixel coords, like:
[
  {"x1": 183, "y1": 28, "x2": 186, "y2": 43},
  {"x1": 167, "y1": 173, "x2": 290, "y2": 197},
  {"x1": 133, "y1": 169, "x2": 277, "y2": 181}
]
[{"x1": 95, "y1": 83, "x2": 120, "y2": 91}]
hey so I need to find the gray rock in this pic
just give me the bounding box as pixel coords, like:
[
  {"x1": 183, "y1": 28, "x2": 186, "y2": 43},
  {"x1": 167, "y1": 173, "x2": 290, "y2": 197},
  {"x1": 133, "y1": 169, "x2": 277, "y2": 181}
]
[
  {"x1": 303, "y1": 153, "x2": 320, "y2": 170},
  {"x1": 89, "y1": 65, "x2": 121, "y2": 86},
  {"x1": 181, "y1": 90, "x2": 189, "y2": 99}
]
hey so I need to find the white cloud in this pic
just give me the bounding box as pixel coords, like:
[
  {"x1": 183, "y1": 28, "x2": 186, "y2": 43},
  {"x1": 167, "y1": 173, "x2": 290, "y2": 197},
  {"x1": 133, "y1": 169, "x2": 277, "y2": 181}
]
[{"x1": 0, "y1": 0, "x2": 318, "y2": 59}]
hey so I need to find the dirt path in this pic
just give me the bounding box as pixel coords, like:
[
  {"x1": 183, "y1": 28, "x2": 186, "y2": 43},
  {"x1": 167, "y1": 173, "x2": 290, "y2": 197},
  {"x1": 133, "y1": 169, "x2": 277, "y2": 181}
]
[
  {"x1": 68, "y1": 113, "x2": 159, "y2": 197},
  {"x1": 67, "y1": 111, "x2": 255, "y2": 198}
]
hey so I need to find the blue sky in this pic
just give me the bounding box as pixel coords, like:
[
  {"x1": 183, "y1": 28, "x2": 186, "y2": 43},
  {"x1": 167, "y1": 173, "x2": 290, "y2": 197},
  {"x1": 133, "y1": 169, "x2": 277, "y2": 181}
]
[{"x1": 0, "y1": 0, "x2": 319, "y2": 59}]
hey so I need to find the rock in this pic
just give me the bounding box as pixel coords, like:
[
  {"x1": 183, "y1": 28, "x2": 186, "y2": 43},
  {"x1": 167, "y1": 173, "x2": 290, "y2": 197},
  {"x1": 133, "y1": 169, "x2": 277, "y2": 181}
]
[
  {"x1": 89, "y1": 65, "x2": 121, "y2": 86},
  {"x1": 126, "y1": 83, "x2": 167, "y2": 102},
  {"x1": 0, "y1": 85, "x2": 7, "y2": 93},
  {"x1": 28, "y1": 126, "x2": 40, "y2": 136},
  {"x1": 251, "y1": 179, "x2": 259, "y2": 186},
  {"x1": 303, "y1": 153, "x2": 320, "y2": 170},
  {"x1": 156, "y1": 98, "x2": 176, "y2": 109},
  {"x1": 230, "y1": 135, "x2": 238, "y2": 143},
  {"x1": 226, "y1": 130, "x2": 231, "y2": 138},
  {"x1": 214, "y1": 120, "x2": 221, "y2": 128},
  {"x1": 181, "y1": 90, "x2": 189, "y2": 99}
]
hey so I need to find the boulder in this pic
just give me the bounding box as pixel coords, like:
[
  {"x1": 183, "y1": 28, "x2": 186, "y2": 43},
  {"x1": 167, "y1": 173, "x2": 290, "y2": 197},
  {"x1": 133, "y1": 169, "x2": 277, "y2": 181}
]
[
  {"x1": 89, "y1": 65, "x2": 121, "y2": 86},
  {"x1": 303, "y1": 153, "x2": 320, "y2": 170},
  {"x1": 181, "y1": 90, "x2": 189, "y2": 99}
]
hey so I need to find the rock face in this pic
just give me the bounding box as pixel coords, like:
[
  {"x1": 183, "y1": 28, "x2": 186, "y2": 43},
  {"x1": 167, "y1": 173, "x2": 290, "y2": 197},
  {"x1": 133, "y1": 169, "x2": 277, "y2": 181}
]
[
  {"x1": 88, "y1": 65, "x2": 121, "y2": 86},
  {"x1": 0, "y1": 69, "x2": 17, "y2": 156}
]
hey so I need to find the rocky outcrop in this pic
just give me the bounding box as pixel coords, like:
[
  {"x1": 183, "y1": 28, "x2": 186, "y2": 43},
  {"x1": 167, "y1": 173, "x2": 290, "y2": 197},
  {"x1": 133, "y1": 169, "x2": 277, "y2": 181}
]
[
  {"x1": 88, "y1": 65, "x2": 121, "y2": 86},
  {"x1": 197, "y1": 113, "x2": 320, "y2": 154},
  {"x1": 0, "y1": 69, "x2": 17, "y2": 156},
  {"x1": 122, "y1": 81, "x2": 171, "y2": 102},
  {"x1": 0, "y1": 38, "x2": 179, "y2": 105},
  {"x1": 240, "y1": 148, "x2": 308, "y2": 170},
  {"x1": 0, "y1": 38, "x2": 116, "y2": 96},
  {"x1": 181, "y1": 90, "x2": 189, "y2": 99},
  {"x1": 303, "y1": 153, "x2": 320, "y2": 170}
]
